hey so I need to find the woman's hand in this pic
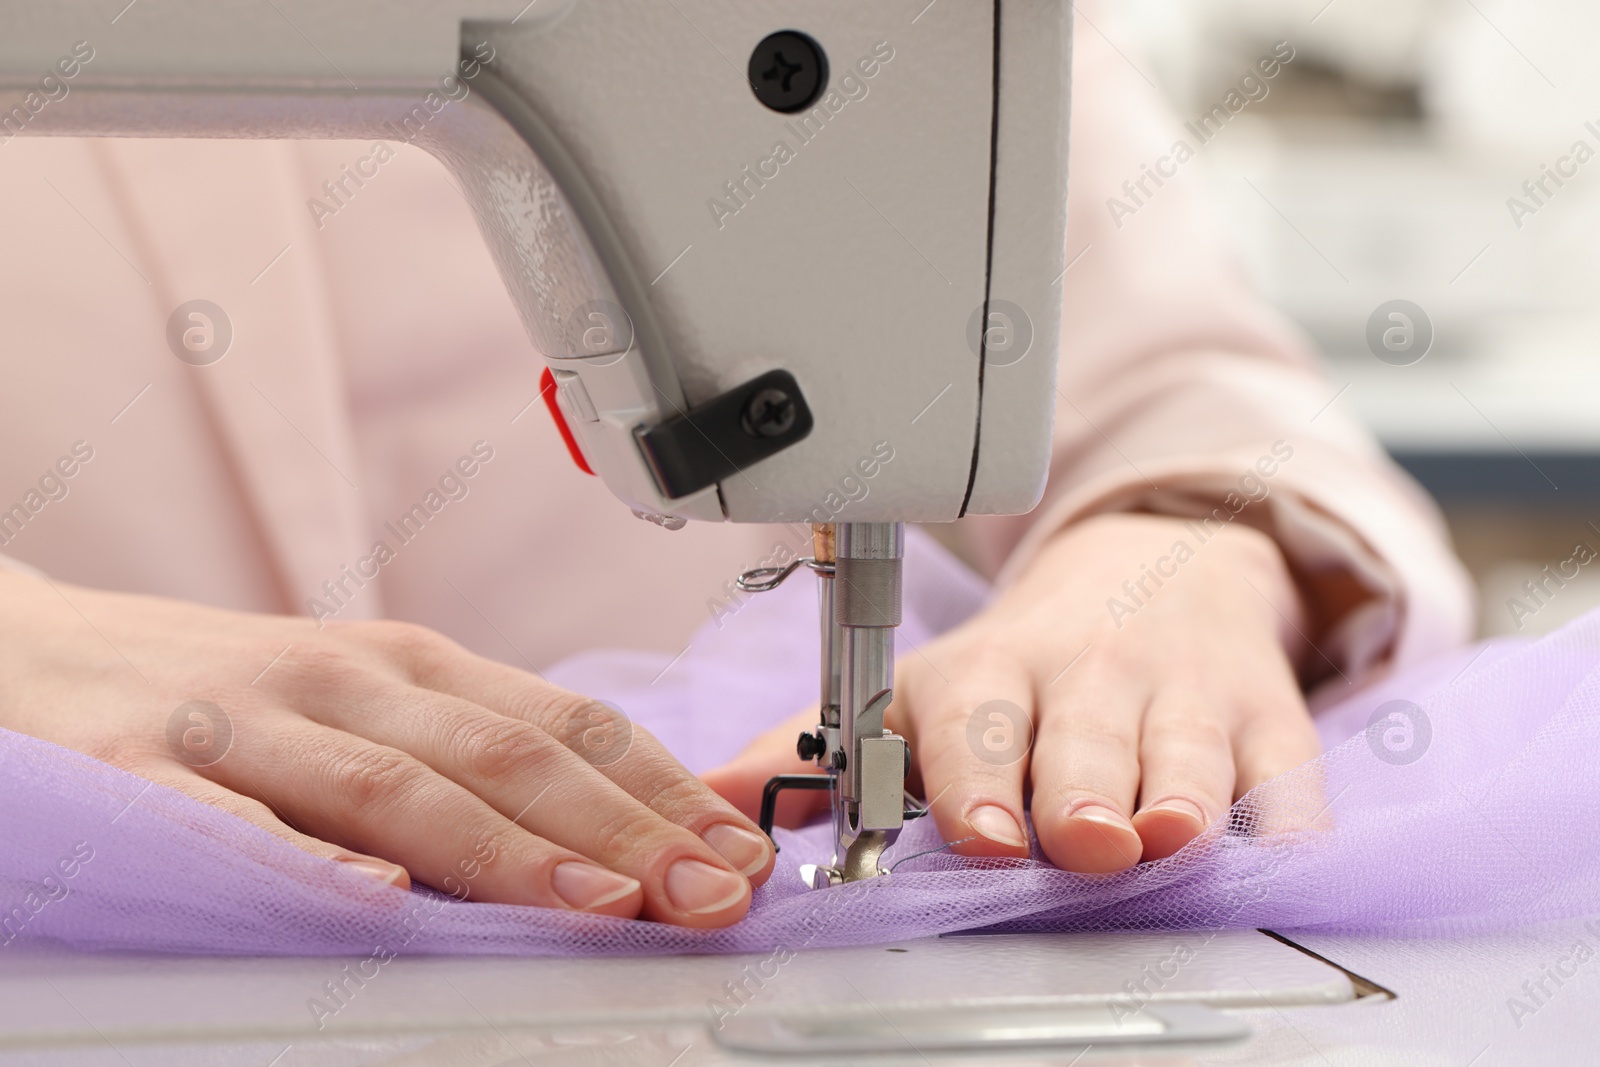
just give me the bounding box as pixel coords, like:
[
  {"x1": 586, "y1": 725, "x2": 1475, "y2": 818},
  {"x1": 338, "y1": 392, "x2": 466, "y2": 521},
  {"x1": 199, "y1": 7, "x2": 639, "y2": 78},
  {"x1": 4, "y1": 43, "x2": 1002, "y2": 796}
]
[
  {"x1": 703, "y1": 513, "x2": 1322, "y2": 872},
  {"x1": 0, "y1": 572, "x2": 773, "y2": 927}
]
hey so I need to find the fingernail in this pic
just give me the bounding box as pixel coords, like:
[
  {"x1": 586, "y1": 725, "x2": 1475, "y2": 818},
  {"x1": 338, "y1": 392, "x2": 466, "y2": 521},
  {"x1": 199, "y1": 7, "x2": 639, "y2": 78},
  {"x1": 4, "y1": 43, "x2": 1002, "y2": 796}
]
[
  {"x1": 666, "y1": 858, "x2": 748, "y2": 915},
  {"x1": 1144, "y1": 798, "x2": 1208, "y2": 827},
  {"x1": 551, "y1": 861, "x2": 641, "y2": 911},
  {"x1": 1069, "y1": 803, "x2": 1137, "y2": 834},
  {"x1": 966, "y1": 804, "x2": 1027, "y2": 848},
  {"x1": 702, "y1": 823, "x2": 772, "y2": 876},
  {"x1": 337, "y1": 857, "x2": 408, "y2": 887}
]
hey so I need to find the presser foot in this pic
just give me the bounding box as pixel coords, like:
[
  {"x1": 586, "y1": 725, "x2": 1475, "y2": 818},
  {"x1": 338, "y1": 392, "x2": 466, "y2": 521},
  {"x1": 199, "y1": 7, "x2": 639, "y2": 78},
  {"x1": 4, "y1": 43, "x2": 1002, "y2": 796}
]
[
  {"x1": 761, "y1": 774, "x2": 934, "y2": 888},
  {"x1": 841, "y1": 829, "x2": 894, "y2": 882},
  {"x1": 799, "y1": 830, "x2": 894, "y2": 888}
]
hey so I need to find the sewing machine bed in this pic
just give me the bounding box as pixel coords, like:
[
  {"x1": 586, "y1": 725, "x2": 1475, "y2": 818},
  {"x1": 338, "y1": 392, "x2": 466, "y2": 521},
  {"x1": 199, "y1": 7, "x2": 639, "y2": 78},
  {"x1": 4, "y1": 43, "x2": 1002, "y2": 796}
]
[
  {"x1": 0, "y1": 929, "x2": 1359, "y2": 1064},
  {"x1": 9, "y1": 922, "x2": 1599, "y2": 1064}
]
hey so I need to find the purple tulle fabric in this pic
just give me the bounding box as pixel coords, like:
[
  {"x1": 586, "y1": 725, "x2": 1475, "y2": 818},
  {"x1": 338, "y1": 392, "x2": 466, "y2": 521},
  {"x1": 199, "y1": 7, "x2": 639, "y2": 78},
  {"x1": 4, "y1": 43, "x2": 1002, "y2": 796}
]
[{"x1": 3, "y1": 528, "x2": 1597, "y2": 956}]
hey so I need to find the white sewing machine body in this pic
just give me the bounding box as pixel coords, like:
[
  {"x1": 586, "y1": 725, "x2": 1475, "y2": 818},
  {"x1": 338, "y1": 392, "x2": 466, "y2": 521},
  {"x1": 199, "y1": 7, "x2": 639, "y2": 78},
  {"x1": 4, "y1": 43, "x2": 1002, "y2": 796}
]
[{"x1": 1, "y1": 0, "x2": 1069, "y2": 524}]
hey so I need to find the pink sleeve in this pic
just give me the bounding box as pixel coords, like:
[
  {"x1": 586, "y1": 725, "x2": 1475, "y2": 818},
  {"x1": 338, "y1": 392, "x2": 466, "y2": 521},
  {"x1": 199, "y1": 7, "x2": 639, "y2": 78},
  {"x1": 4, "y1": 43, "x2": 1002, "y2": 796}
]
[{"x1": 956, "y1": 12, "x2": 1475, "y2": 685}]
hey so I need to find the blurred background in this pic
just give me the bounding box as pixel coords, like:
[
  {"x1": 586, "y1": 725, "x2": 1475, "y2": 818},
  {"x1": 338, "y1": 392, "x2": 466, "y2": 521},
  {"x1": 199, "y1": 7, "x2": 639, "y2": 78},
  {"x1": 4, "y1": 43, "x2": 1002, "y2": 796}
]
[{"x1": 1102, "y1": 0, "x2": 1600, "y2": 637}]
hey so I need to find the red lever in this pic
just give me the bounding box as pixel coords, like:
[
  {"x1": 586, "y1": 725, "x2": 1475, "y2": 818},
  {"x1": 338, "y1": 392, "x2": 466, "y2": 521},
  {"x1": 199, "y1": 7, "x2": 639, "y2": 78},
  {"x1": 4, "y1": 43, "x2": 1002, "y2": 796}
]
[{"x1": 539, "y1": 367, "x2": 595, "y2": 476}]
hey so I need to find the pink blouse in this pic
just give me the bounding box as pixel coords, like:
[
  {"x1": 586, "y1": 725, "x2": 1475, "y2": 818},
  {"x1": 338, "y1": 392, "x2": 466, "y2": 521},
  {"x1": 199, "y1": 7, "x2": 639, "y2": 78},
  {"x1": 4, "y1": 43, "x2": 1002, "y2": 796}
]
[{"x1": 0, "y1": 13, "x2": 1473, "y2": 691}]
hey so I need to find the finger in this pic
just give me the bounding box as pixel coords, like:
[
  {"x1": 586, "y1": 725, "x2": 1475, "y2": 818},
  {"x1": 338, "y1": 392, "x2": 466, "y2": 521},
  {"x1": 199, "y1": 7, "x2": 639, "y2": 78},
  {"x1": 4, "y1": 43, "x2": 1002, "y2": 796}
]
[
  {"x1": 396, "y1": 637, "x2": 776, "y2": 883},
  {"x1": 1029, "y1": 650, "x2": 1148, "y2": 873},
  {"x1": 1130, "y1": 686, "x2": 1235, "y2": 861},
  {"x1": 700, "y1": 707, "x2": 831, "y2": 829},
  {"x1": 1247, "y1": 751, "x2": 1331, "y2": 839},
  {"x1": 208, "y1": 713, "x2": 650, "y2": 921},
  {"x1": 297, "y1": 688, "x2": 756, "y2": 927},
  {"x1": 1223, "y1": 652, "x2": 1323, "y2": 835},
  {"x1": 897, "y1": 648, "x2": 1033, "y2": 858},
  {"x1": 1231, "y1": 693, "x2": 1321, "y2": 798},
  {"x1": 138, "y1": 765, "x2": 411, "y2": 893},
  {"x1": 546, "y1": 712, "x2": 777, "y2": 884}
]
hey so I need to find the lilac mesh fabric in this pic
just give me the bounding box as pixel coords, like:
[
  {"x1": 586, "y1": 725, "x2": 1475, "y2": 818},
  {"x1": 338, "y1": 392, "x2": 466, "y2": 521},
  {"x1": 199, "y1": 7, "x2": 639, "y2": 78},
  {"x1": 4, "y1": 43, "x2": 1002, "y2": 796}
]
[{"x1": 3, "y1": 528, "x2": 1598, "y2": 956}]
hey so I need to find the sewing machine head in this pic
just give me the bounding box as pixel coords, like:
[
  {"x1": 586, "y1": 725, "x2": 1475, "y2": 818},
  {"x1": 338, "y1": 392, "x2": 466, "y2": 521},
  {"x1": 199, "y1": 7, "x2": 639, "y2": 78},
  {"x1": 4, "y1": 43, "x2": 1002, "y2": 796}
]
[{"x1": 3, "y1": 0, "x2": 1070, "y2": 884}]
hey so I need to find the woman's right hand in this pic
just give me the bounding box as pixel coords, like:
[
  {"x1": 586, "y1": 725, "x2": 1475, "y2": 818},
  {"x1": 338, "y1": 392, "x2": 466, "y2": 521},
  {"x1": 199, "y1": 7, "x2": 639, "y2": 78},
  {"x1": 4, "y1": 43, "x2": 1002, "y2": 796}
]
[{"x1": 0, "y1": 570, "x2": 773, "y2": 928}]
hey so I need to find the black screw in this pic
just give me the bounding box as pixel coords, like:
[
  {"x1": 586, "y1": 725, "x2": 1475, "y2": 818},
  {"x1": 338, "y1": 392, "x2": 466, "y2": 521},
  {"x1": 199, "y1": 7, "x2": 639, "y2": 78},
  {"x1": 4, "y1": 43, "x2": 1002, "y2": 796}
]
[
  {"x1": 796, "y1": 730, "x2": 827, "y2": 762},
  {"x1": 831, "y1": 750, "x2": 847, "y2": 772},
  {"x1": 747, "y1": 30, "x2": 828, "y2": 114},
  {"x1": 742, "y1": 386, "x2": 798, "y2": 438}
]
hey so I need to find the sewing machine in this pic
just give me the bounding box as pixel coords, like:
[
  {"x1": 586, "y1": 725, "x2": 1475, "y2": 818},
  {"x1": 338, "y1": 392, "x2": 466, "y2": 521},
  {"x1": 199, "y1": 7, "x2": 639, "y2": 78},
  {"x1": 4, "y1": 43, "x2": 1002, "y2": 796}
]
[{"x1": 3, "y1": 0, "x2": 1066, "y2": 886}]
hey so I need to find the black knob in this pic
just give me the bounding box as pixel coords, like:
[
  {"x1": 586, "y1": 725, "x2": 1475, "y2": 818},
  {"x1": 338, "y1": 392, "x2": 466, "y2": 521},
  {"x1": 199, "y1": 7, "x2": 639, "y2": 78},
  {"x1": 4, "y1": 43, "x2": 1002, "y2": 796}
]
[
  {"x1": 796, "y1": 730, "x2": 827, "y2": 762},
  {"x1": 747, "y1": 31, "x2": 828, "y2": 114}
]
